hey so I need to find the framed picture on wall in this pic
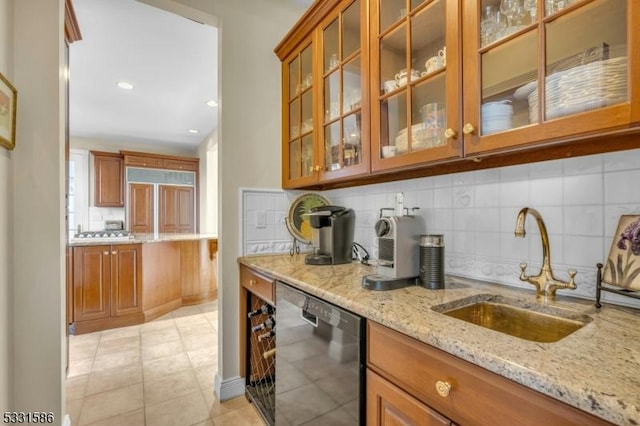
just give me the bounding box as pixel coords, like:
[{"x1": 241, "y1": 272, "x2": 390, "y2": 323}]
[
  {"x1": 603, "y1": 215, "x2": 640, "y2": 290},
  {"x1": 0, "y1": 71, "x2": 17, "y2": 151}
]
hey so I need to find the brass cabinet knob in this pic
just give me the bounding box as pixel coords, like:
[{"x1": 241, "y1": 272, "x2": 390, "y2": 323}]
[
  {"x1": 309, "y1": 166, "x2": 315, "y2": 173},
  {"x1": 314, "y1": 165, "x2": 322, "y2": 172},
  {"x1": 435, "y1": 380, "x2": 452, "y2": 397},
  {"x1": 111, "y1": 250, "x2": 117, "y2": 255},
  {"x1": 103, "y1": 251, "x2": 109, "y2": 255},
  {"x1": 249, "y1": 279, "x2": 257, "y2": 287},
  {"x1": 444, "y1": 128, "x2": 457, "y2": 139},
  {"x1": 462, "y1": 123, "x2": 476, "y2": 135}
]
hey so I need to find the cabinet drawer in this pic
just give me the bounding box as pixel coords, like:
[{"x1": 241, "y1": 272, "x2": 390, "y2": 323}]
[
  {"x1": 124, "y1": 155, "x2": 163, "y2": 168},
  {"x1": 240, "y1": 265, "x2": 274, "y2": 306},
  {"x1": 162, "y1": 158, "x2": 198, "y2": 171},
  {"x1": 367, "y1": 322, "x2": 610, "y2": 426}
]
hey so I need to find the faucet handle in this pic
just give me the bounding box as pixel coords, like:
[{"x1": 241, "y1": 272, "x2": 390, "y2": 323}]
[
  {"x1": 519, "y1": 262, "x2": 529, "y2": 280},
  {"x1": 567, "y1": 269, "x2": 578, "y2": 289}
]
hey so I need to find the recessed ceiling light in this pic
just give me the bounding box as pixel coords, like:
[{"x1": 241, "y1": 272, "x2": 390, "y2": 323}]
[
  {"x1": 206, "y1": 100, "x2": 218, "y2": 107},
  {"x1": 188, "y1": 129, "x2": 199, "y2": 134},
  {"x1": 116, "y1": 81, "x2": 134, "y2": 90}
]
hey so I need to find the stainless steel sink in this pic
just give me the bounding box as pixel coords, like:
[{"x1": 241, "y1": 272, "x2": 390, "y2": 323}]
[{"x1": 432, "y1": 294, "x2": 592, "y2": 343}]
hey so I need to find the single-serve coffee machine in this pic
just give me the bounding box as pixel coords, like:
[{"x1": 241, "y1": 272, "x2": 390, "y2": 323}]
[
  {"x1": 305, "y1": 206, "x2": 356, "y2": 265},
  {"x1": 362, "y1": 202, "x2": 425, "y2": 290}
]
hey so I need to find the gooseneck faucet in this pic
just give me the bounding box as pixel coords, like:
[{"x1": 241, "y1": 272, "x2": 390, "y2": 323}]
[{"x1": 514, "y1": 207, "x2": 577, "y2": 298}]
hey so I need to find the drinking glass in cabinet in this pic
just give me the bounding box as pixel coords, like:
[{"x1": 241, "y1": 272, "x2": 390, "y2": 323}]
[
  {"x1": 343, "y1": 113, "x2": 362, "y2": 167},
  {"x1": 545, "y1": 0, "x2": 576, "y2": 15},
  {"x1": 324, "y1": 16, "x2": 339, "y2": 71},
  {"x1": 301, "y1": 136, "x2": 313, "y2": 177},
  {"x1": 324, "y1": 121, "x2": 341, "y2": 171},
  {"x1": 480, "y1": 4, "x2": 506, "y2": 47},
  {"x1": 381, "y1": 92, "x2": 407, "y2": 154},
  {"x1": 324, "y1": 71, "x2": 340, "y2": 122},
  {"x1": 288, "y1": 57, "x2": 299, "y2": 98},
  {"x1": 379, "y1": 0, "x2": 409, "y2": 33}
]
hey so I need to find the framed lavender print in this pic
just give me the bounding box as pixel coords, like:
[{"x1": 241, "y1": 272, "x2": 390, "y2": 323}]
[
  {"x1": 603, "y1": 215, "x2": 640, "y2": 290},
  {"x1": 0, "y1": 71, "x2": 17, "y2": 151}
]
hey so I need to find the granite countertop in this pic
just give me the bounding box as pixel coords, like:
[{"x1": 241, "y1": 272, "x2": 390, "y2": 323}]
[
  {"x1": 69, "y1": 233, "x2": 217, "y2": 246},
  {"x1": 238, "y1": 253, "x2": 640, "y2": 425}
]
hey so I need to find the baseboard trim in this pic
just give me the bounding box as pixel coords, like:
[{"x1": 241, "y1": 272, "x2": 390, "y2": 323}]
[{"x1": 214, "y1": 373, "x2": 245, "y2": 401}]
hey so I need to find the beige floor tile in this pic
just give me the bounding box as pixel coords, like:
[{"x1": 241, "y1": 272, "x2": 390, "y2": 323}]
[
  {"x1": 171, "y1": 305, "x2": 203, "y2": 318},
  {"x1": 187, "y1": 347, "x2": 218, "y2": 369},
  {"x1": 96, "y1": 335, "x2": 140, "y2": 355},
  {"x1": 70, "y1": 333, "x2": 101, "y2": 347},
  {"x1": 66, "y1": 374, "x2": 88, "y2": 401},
  {"x1": 182, "y1": 331, "x2": 217, "y2": 352},
  {"x1": 175, "y1": 313, "x2": 209, "y2": 327},
  {"x1": 141, "y1": 339, "x2": 185, "y2": 362},
  {"x1": 92, "y1": 347, "x2": 140, "y2": 372},
  {"x1": 211, "y1": 405, "x2": 265, "y2": 426},
  {"x1": 100, "y1": 325, "x2": 140, "y2": 342},
  {"x1": 142, "y1": 352, "x2": 191, "y2": 383},
  {"x1": 140, "y1": 317, "x2": 175, "y2": 332},
  {"x1": 145, "y1": 390, "x2": 209, "y2": 426},
  {"x1": 177, "y1": 321, "x2": 214, "y2": 337},
  {"x1": 198, "y1": 301, "x2": 217, "y2": 313},
  {"x1": 203, "y1": 312, "x2": 217, "y2": 324},
  {"x1": 84, "y1": 409, "x2": 145, "y2": 426},
  {"x1": 194, "y1": 364, "x2": 218, "y2": 391},
  {"x1": 85, "y1": 363, "x2": 143, "y2": 396},
  {"x1": 144, "y1": 368, "x2": 200, "y2": 406},
  {"x1": 68, "y1": 356, "x2": 94, "y2": 378},
  {"x1": 205, "y1": 394, "x2": 251, "y2": 419},
  {"x1": 78, "y1": 383, "x2": 143, "y2": 426},
  {"x1": 193, "y1": 420, "x2": 214, "y2": 426},
  {"x1": 69, "y1": 340, "x2": 99, "y2": 362},
  {"x1": 65, "y1": 397, "x2": 83, "y2": 426},
  {"x1": 141, "y1": 326, "x2": 181, "y2": 347}
]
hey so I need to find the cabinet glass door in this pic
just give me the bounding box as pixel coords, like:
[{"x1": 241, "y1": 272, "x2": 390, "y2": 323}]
[
  {"x1": 371, "y1": 0, "x2": 460, "y2": 172},
  {"x1": 319, "y1": 0, "x2": 368, "y2": 180},
  {"x1": 465, "y1": 0, "x2": 634, "y2": 155},
  {"x1": 285, "y1": 44, "x2": 316, "y2": 186}
]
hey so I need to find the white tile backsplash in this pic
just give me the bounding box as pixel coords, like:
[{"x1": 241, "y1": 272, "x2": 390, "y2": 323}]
[{"x1": 241, "y1": 149, "x2": 640, "y2": 308}]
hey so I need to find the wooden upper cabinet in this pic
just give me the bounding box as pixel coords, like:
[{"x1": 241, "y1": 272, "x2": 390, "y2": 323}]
[
  {"x1": 277, "y1": 0, "x2": 640, "y2": 189},
  {"x1": 279, "y1": 0, "x2": 369, "y2": 188},
  {"x1": 93, "y1": 151, "x2": 124, "y2": 207},
  {"x1": 370, "y1": 0, "x2": 462, "y2": 172},
  {"x1": 462, "y1": 0, "x2": 640, "y2": 157},
  {"x1": 121, "y1": 151, "x2": 199, "y2": 172}
]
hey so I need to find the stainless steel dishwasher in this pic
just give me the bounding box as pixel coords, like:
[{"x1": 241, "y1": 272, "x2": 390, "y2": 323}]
[{"x1": 275, "y1": 281, "x2": 365, "y2": 426}]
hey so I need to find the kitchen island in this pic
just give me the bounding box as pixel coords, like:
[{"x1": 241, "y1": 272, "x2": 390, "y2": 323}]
[
  {"x1": 68, "y1": 234, "x2": 217, "y2": 334},
  {"x1": 238, "y1": 253, "x2": 640, "y2": 425}
]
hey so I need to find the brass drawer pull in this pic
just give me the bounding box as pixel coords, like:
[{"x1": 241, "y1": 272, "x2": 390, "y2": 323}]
[
  {"x1": 435, "y1": 380, "x2": 452, "y2": 397},
  {"x1": 111, "y1": 250, "x2": 117, "y2": 255},
  {"x1": 103, "y1": 251, "x2": 109, "y2": 255}
]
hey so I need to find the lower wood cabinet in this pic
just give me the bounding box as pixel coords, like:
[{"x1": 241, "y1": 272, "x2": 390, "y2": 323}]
[
  {"x1": 71, "y1": 238, "x2": 217, "y2": 334},
  {"x1": 367, "y1": 321, "x2": 611, "y2": 426},
  {"x1": 73, "y1": 244, "x2": 142, "y2": 333},
  {"x1": 367, "y1": 369, "x2": 451, "y2": 426}
]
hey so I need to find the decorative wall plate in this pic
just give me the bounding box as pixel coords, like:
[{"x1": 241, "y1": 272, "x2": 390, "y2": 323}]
[
  {"x1": 603, "y1": 215, "x2": 640, "y2": 290},
  {"x1": 285, "y1": 193, "x2": 330, "y2": 244}
]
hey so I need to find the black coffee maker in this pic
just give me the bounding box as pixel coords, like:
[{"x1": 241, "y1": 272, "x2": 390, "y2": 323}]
[{"x1": 304, "y1": 206, "x2": 355, "y2": 265}]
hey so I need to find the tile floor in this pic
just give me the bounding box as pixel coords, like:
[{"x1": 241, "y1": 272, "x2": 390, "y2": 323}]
[{"x1": 66, "y1": 301, "x2": 265, "y2": 426}]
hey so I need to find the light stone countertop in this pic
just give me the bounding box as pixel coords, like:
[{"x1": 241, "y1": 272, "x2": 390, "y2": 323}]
[
  {"x1": 238, "y1": 253, "x2": 640, "y2": 425},
  {"x1": 68, "y1": 233, "x2": 217, "y2": 246}
]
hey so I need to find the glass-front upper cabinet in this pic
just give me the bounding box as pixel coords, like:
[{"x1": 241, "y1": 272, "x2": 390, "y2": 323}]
[
  {"x1": 463, "y1": 0, "x2": 639, "y2": 156},
  {"x1": 317, "y1": 0, "x2": 369, "y2": 182},
  {"x1": 370, "y1": 0, "x2": 461, "y2": 172},
  {"x1": 283, "y1": 41, "x2": 317, "y2": 188}
]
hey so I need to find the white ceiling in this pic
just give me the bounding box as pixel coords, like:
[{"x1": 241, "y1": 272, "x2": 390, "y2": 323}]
[{"x1": 69, "y1": 0, "x2": 218, "y2": 149}]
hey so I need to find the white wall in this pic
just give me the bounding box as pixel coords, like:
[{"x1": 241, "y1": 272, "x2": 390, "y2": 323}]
[
  {"x1": 0, "y1": 0, "x2": 12, "y2": 412},
  {"x1": 12, "y1": 0, "x2": 65, "y2": 417},
  {"x1": 197, "y1": 129, "x2": 218, "y2": 234}
]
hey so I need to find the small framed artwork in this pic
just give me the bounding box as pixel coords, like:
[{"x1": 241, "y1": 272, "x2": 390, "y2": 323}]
[
  {"x1": 0, "y1": 71, "x2": 17, "y2": 151},
  {"x1": 603, "y1": 215, "x2": 640, "y2": 290}
]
